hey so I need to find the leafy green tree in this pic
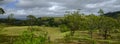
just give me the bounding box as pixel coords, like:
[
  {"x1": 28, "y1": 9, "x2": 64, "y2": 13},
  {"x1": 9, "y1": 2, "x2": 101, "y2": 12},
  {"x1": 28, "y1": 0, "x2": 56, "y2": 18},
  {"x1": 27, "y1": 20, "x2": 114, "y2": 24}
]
[
  {"x1": 19, "y1": 15, "x2": 49, "y2": 44},
  {"x1": 48, "y1": 17, "x2": 55, "y2": 26},
  {"x1": 39, "y1": 17, "x2": 49, "y2": 26},
  {"x1": 36, "y1": 17, "x2": 44, "y2": 26},
  {"x1": 26, "y1": 15, "x2": 37, "y2": 43},
  {"x1": 64, "y1": 10, "x2": 85, "y2": 36},
  {"x1": 14, "y1": 28, "x2": 49, "y2": 44},
  {"x1": 98, "y1": 9, "x2": 119, "y2": 39},
  {"x1": 27, "y1": 15, "x2": 36, "y2": 26},
  {"x1": 86, "y1": 14, "x2": 99, "y2": 39},
  {"x1": 103, "y1": 11, "x2": 120, "y2": 33},
  {"x1": 53, "y1": 18, "x2": 62, "y2": 27},
  {"x1": 98, "y1": 16, "x2": 118, "y2": 39}
]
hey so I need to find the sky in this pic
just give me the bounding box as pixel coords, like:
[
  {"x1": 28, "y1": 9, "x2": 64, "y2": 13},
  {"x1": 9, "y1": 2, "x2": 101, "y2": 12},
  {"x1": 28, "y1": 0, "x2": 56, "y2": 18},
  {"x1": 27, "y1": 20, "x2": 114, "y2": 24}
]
[{"x1": 0, "y1": 0, "x2": 120, "y2": 19}]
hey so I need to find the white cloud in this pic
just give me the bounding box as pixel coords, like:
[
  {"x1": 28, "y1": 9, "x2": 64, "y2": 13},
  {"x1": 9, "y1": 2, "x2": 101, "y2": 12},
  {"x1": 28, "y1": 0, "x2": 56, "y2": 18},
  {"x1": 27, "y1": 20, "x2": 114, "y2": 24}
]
[
  {"x1": 16, "y1": 0, "x2": 51, "y2": 8},
  {"x1": 85, "y1": 0, "x2": 117, "y2": 8},
  {"x1": 48, "y1": 5, "x2": 65, "y2": 11},
  {"x1": 0, "y1": 0, "x2": 120, "y2": 18}
]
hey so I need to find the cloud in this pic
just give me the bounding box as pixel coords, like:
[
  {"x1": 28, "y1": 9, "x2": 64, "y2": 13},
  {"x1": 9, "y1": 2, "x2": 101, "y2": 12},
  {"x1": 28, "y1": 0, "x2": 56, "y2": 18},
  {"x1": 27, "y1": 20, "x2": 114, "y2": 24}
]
[
  {"x1": 0, "y1": 0, "x2": 120, "y2": 19},
  {"x1": 85, "y1": 0, "x2": 117, "y2": 8},
  {"x1": 15, "y1": 0, "x2": 52, "y2": 9},
  {"x1": 0, "y1": 0, "x2": 14, "y2": 5}
]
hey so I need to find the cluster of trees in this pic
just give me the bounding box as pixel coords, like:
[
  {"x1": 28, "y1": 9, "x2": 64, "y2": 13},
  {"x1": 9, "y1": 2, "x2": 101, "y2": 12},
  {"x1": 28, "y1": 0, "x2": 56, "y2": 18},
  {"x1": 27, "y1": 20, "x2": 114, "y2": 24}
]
[
  {"x1": 62, "y1": 9, "x2": 120, "y2": 40},
  {"x1": 0, "y1": 15, "x2": 63, "y2": 27},
  {"x1": 0, "y1": 8, "x2": 62, "y2": 27},
  {"x1": 0, "y1": 7, "x2": 120, "y2": 44},
  {"x1": 0, "y1": 8, "x2": 50, "y2": 44},
  {"x1": 0, "y1": 7, "x2": 120, "y2": 40}
]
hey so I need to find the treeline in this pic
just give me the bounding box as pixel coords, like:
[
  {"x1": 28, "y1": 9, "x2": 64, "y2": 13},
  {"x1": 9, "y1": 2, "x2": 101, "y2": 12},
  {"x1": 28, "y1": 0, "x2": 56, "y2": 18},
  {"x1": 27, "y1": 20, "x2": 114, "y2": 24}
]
[
  {"x1": 60, "y1": 9, "x2": 120, "y2": 40},
  {"x1": 0, "y1": 8, "x2": 120, "y2": 44},
  {"x1": 0, "y1": 9, "x2": 120, "y2": 39},
  {"x1": 0, "y1": 15, "x2": 63, "y2": 27},
  {"x1": 0, "y1": 9, "x2": 120, "y2": 28}
]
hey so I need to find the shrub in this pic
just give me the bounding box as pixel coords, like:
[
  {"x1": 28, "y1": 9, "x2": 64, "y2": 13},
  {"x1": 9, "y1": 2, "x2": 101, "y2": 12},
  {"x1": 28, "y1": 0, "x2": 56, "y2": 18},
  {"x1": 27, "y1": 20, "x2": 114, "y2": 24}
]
[
  {"x1": 63, "y1": 33, "x2": 72, "y2": 42},
  {"x1": 59, "y1": 24, "x2": 69, "y2": 32},
  {"x1": 14, "y1": 27, "x2": 49, "y2": 44}
]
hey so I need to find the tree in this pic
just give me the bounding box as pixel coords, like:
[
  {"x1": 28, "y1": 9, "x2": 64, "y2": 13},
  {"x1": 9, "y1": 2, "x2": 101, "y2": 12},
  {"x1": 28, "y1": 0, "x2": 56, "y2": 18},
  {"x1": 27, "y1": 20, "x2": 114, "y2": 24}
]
[
  {"x1": 36, "y1": 17, "x2": 42, "y2": 26},
  {"x1": 98, "y1": 9, "x2": 104, "y2": 16},
  {"x1": 64, "y1": 10, "x2": 85, "y2": 36},
  {"x1": 7, "y1": 14, "x2": 15, "y2": 25},
  {"x1": 0, "y1": 8, "x2": 5, "y2": 14},
  {"x1": 104, "y1": 12, "x2": 120, "y2": 29},
  {"x1": 98, "y1": 9, "x2": 119, "y2": 39},
  {"x1": 48, "y1": 17, "x2": 55, "y2": 26},
  {"x1": 27, "y1": 15, "x2": 36, "y2": 26},
  {"x1": 86, "y1": 14, "x2": 99, "y2": 39},
  {"x1": 53, "y1": 18, "x2": 62, "y2": 27},
  {"x1": 98, "y1": 16, "x2": 118, "y2": 39},
  {"x1": 14, "y1": 27, "x2": 49, "y2": 44},
  {"x1": 26, "y1": 15, "x2": 37, "y2": 44}
]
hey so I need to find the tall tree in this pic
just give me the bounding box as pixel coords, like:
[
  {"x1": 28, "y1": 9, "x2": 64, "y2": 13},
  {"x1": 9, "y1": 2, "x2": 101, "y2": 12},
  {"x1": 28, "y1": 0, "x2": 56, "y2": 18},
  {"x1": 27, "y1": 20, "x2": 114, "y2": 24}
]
[
  {"x1": 98, "y1": 9, "x2": 104, "y2": 16},
  {"x1": 0, "y1": 8, "x2": 5, "y2": 14},
  {"x1": 27, "y1": 15, "x2": 36, "y2": 26},
  {"x1": 48, "y1": 17, "x2": 54, "y2": 26},
  {"x1": 104, "y1": 11, "x2": 120, "y2": 29},
  {"x1": 26, "y1": 15, "x2": 37, "y2": 43},
  {"x1": 98, "y1": 16, "x2": 118, "y2": 39},
  {"x1": 64, "y1": 10, "x2": 85, "y2": 36},
  {"x1": 98, "y1": 9, "x2": 119, "y2": 39},
  {"x1": 7, "y1": 14, "x2": 15, "y2": 25},
  {"x1": 86, "y1": 14, "x2": 99, "y2": 39}
]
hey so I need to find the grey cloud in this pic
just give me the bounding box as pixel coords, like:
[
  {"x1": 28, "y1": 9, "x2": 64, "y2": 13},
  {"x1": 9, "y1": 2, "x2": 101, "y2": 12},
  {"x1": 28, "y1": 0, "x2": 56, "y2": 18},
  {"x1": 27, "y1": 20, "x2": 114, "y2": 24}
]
[
  {"x1": 0, "y1": 0, "x2": 120, "y2": 18},
  {"x1": 0, "y1": 0, "x2": 14, "y2": 5},
  {"x1": 15, "y1": 0, "x2": 52, "y2": 9}
]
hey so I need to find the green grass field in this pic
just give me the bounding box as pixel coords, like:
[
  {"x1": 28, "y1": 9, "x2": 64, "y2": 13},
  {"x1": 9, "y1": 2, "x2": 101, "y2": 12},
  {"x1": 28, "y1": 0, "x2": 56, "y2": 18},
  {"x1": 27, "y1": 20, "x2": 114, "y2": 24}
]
[
  {"x1": 0, "y1": 26, "x2": 120, "y2": 44},
  {"x1": 1, "y1": 26, "x2": 62, "y2": 41}
]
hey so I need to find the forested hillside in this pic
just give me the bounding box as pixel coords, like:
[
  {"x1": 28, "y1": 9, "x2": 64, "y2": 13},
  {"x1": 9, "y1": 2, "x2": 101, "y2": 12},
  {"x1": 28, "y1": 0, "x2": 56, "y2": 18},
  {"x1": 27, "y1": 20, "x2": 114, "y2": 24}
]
[{"x1": 0, "y1": 8, "x2": 120, "y2": 44}]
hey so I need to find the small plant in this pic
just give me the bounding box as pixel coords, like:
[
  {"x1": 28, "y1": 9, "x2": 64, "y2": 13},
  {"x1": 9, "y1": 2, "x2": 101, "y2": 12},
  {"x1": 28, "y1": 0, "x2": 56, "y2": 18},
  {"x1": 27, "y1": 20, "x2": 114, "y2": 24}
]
[
  {"x1": 64, "y1": 33, "x2": 72, "y2": 43},
  {"x1": 91, "y1": 40, "x2": 97, "y2": 44},
  {"x1": 59, "y1": 24, "x2": 69, "y2": 32},
  {"x1": 14, "y1": 27, "x2": 49, "y2": 44}
]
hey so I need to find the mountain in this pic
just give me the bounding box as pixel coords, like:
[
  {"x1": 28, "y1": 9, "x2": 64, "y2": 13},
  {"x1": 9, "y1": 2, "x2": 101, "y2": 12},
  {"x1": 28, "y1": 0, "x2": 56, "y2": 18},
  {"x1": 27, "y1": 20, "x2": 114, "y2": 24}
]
[{"x1": 104, "y1": 11, "x2": 120, "y2": 19}]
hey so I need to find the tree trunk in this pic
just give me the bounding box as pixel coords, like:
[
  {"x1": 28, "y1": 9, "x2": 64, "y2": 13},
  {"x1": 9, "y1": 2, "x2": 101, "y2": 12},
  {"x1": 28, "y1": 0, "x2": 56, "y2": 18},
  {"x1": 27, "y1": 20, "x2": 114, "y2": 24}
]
[
  {"x1": 104, "y1": 29, "x2": 108, "y2": 39},
  {"x1": 90, "y1": 30, "x2": 93, "y2": 39}
]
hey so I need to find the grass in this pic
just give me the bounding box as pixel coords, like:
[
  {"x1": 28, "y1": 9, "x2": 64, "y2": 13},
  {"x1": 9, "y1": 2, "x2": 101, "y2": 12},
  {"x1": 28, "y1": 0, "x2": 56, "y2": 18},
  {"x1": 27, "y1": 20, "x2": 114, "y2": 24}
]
[
  {"x1": 0, "y1": 26, "x2": 120, "y2": 44},
  {"x1": 1, "y1": 26, "x2": 63, "y2": 41}
]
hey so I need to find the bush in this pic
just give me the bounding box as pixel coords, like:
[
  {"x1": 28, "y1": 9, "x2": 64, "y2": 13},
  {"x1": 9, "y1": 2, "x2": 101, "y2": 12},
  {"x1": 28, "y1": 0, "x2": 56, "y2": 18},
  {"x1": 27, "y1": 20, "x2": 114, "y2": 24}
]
[
  {"x1": 14, "y1": 27, "x2": 49, "y2": 44},
  {"x1": 59, "y1": 24, "x2": 69, "y2": 32},
  {"x1": 63, "y1": 33, "x2": 73, "y2": 43}
]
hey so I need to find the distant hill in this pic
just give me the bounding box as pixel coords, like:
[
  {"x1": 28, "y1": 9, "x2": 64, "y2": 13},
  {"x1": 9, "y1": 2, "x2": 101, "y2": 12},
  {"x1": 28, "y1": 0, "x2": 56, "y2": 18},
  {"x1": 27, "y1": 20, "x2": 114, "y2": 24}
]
[{"x1": 104, "y1": 11, "x2": 120, "y2": 19}]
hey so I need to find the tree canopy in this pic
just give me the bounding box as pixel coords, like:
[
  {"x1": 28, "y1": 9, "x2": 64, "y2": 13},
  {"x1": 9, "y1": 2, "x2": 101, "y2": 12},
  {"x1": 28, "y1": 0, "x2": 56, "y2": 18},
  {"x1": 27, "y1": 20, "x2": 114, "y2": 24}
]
[{"x1": 0, "y1": 8, "x2": 5, "y2": 14}]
